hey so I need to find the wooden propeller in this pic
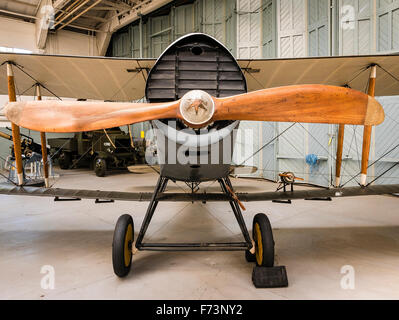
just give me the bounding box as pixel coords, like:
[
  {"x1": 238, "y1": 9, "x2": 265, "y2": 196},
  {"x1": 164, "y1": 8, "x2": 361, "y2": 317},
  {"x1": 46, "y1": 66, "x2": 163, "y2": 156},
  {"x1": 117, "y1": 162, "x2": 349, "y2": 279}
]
[{"x1": 4, "y1": 84, "x2": 384, "y2": 133}]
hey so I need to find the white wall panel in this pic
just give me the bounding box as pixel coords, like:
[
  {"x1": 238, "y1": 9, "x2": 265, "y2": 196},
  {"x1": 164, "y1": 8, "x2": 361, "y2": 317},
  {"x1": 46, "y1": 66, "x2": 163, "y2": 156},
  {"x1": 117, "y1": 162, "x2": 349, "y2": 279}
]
[
  {"x1": 262, "y1": 0, "x2": 276, "y2": 57},
  {"x1": 277, "y1": 0, "x2": 307, "y2": 58},
  {"x1": 372, "y1": 96, "x2": 399, "y2": 184},
  {"x1": 377, "y1": 0, "x2": 399, "y2": 52},
  {"x1": 276, "y1": 123, "x2": 307, "y2": 181},
  {"x1": 308, "y1": 0, "x2": 329, "y2": 56},
  {"x1": 150, "y1": 15, "x2": 171, "y2": 57},
  {"x1": 235, "y1": 0, "x2": 261, "y2": 175},
  {"x1": 260, "y1": 122, "x2": 277, "y2": 180},
  {"x1": 174, "y1": 4, "x2": 195, "y2": 40},
  {"x1": 237, "y1": 0, "x2": 261, "y2": 58},
  {"x1": 339, "y1": 0, "x2": 373, "y2": 55},
  {"x1": 271, "y1": 0, "x2": 309, "y2": 183},
  {"x1": 201, "y1": 0, "x2": 224, "y2": 42}
]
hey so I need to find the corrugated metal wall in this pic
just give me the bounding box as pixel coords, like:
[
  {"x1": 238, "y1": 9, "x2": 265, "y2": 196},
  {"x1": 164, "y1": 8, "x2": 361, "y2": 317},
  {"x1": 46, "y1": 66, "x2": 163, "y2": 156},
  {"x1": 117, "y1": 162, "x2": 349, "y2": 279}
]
[
  {"x1": 111, "y1": 0, "x2": 237, "y2": 59},
  {"x1": 377, "y1": 0, "x2": 399, "y2": 52},
  {"x1": 339, "y1": 0, "x2": 373, "y2": 55},
  {"x1": 271, "y1": 0, "x2": 399, "y2": 187},
  {"x1": 107, "y1": 0, "x2": 399, "y2": 186},
  {"x1": 262, "y1": 0, "x2": 276, "y2": 57},
  {"x1": 234, "y1": 0, "x2": 261, "y2": 174},
  {"x1": 308, "y1": 0, "x2": 329, "y2": 56},
  {"x1": 277, "y1": 0, "x2": 307, "y2": 57}
]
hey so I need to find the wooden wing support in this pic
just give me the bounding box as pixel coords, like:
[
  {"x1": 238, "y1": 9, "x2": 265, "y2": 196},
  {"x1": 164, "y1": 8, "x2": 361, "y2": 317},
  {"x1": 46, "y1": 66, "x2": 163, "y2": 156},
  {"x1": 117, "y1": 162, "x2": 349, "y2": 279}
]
[{"x1": 335, "y1": 65, "x2": 377, "y2": 187}]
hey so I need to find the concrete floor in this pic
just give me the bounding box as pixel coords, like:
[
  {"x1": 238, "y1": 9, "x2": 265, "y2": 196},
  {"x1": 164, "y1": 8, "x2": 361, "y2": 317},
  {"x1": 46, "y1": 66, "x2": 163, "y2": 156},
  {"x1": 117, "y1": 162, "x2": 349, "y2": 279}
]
[{"x1": 0, "y1": 168, "x2": 399, "y2": 300}]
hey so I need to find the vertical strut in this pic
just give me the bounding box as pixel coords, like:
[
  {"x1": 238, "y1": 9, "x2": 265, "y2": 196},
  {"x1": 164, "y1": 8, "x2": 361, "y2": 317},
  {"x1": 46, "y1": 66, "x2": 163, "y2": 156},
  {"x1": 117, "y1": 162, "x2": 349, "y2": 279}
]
[
  {"x1": 360, "y1": 65, "x2": 376, "y2": 186},
  {"x1": 335, "y1": 124, "x2": 345, "y2": 187},
  {"x1": 135, "y1": 176, "x2": 168, "y2": 248},
  {"x1": 36, "y1": 84, "x2": 50, "y2": 188},
  {"x1": 219, "y1": 177, "x2": 253, "y2": 249},
  {"x1": 7, "y1": 62, "x2": 23, "y2": 185}
]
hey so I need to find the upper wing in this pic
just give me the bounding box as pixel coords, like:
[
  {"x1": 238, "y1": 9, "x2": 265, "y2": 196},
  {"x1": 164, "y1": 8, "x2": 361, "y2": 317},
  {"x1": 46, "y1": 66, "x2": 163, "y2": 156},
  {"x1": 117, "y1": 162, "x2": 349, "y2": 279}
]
[
  {"x1": 238, "y1": 54, "x2": 399, "y2": 96},
  {"x1": 3, "y1": 53, "x2": 398, "y2": 101},
  {"x1": 0, "y1": 52, "x2": 155, "y2": 101}
]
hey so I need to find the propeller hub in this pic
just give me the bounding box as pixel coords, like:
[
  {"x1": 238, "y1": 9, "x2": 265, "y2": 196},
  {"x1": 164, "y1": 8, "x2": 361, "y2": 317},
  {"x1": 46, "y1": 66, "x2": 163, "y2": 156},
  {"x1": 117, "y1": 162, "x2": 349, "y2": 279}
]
[{"x1": 179, "y1": 90, "x2": 215, "y2": 127}]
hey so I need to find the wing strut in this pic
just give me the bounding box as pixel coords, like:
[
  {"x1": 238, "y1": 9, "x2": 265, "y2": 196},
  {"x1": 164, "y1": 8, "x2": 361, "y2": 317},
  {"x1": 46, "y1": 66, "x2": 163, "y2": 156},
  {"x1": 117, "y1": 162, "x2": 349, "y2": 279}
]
[
  {"x1": 335, "y1": 65, "x2": 377, "y2": 187},
  {"x1": 335, "y1": 124, "x2": 345, "y2": 187},
  {"x1": 360, "y1": 65, "x2": 377, "y2": 186},
  {"x1": 7, "y1": 62, "x2": 23, "y2": 185},
  {"x1": 36, "y1": 84, "x2": 50, "y2": 188}
]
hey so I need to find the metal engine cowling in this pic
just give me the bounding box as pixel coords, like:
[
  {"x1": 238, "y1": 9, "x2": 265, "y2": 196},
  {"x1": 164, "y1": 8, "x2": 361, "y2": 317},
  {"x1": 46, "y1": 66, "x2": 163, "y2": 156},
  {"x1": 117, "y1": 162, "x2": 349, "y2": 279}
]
[{"x1": 145, "y1": 33, "x2": 247, "y2": 181}]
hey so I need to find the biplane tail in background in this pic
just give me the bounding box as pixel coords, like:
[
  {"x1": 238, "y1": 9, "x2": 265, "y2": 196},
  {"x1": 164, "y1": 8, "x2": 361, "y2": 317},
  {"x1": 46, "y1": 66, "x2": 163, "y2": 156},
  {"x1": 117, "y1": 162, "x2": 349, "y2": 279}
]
[{"x1": 1, "y1": 33, "x2": 399, "y2": 285}]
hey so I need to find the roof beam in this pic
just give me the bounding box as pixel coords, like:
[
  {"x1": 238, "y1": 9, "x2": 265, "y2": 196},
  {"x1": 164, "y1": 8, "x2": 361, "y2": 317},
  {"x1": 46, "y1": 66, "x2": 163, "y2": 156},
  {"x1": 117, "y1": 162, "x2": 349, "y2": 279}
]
[
  {"x1": 86, "y1": 6, "x2": 118, "y2": 10},
  {"x1": 11, "y1": 0, "x2": 38, "y2": 7},
  {"x1": 0, "y1": 8, "x2": 36, "y2": 19},
  {"x1": 35, "y1": 0, "x2": 52, "y2": 50},
  {"x1": 53, "y1": 0, "x2": 71, "y2": 11},
  {"x1": 96, "y1": 0, "x2": 174, "y2": 55},
  {"x1": 54, "y1": 0, "x2": 90, "y2": 28},
  {"x1": 100, "y1": 0, "x2": 132, "y2": 10},
  {"x1": 58, "y1": 0, "x2": 102, "y2": 30},
  {"x1": 80, "y1": 14, "x2": 108, "y2": 22}
]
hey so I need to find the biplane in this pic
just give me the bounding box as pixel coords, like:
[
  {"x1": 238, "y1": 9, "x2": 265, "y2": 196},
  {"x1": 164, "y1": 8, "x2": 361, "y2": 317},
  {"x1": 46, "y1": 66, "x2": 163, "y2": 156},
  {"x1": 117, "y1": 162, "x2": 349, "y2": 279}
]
[{"x1": 1, "y1": 33, "x2": 399, "y2": 282}]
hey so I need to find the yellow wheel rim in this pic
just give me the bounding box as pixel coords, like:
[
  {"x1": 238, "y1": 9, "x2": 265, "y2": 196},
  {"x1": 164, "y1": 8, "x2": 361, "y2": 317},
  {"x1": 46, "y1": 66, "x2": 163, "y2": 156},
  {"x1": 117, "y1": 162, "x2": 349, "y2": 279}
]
[
  {"x1": 254, "y1": 223, "x2": 263, "y2": 266},
  {"x1": 124, "y1": 224, "x2": 133, "y2": 267}
]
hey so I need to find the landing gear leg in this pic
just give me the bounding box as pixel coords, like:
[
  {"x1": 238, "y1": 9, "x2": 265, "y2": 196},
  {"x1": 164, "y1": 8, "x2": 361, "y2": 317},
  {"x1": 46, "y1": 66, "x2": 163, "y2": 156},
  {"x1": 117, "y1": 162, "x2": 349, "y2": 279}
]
[
  {"x1": 135, "y1": 176, "x2": 169, "y2": 249},
  {"x1": 218, "y1": 177, "x2": 254, "y2": 259}
]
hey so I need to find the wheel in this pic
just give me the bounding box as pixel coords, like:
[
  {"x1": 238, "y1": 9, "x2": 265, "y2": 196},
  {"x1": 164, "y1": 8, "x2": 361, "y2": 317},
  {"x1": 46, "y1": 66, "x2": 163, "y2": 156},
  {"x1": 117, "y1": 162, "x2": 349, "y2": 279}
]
[
  {"x1": 245, "y1": 249, "x2": 256, "y2": 262},
  {"x1": 94, "y1": 157, "x2": 107, "y2": 177},
  {"x1": 58, "y1": 151, "x2": 71, "y2": 169},
  {"x1": 112, "y1": 214, "x2": 134, "y2": 277},
  {"x1": 253, "y1": 213, "x2": 274, "y2": 267}
]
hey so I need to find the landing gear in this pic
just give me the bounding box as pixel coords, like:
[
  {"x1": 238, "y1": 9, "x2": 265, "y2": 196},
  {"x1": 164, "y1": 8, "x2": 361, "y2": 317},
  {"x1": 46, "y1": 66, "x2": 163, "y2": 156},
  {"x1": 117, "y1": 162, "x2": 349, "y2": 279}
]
[
  {"x1": 112, "y1": 214, "x2": 134, "y2": 277},
  {"x1": 110, "y1": 177, "x2": 279, "y2": 284},
  {"x1": 252, "y1": 213, "x2": 274, "y2": 267},
  {"x1": 94, "y1": 157, "x2": 107, "y2": 177},
  {"x1": 244, "y1": 213, "x2": 275, "y2": 265},
  {"x1": 245, "y1": 249, "x2": 256, "y2": 262},
  {"x1": 58, "y1": 151, "x2": 71, "y2": 169}
]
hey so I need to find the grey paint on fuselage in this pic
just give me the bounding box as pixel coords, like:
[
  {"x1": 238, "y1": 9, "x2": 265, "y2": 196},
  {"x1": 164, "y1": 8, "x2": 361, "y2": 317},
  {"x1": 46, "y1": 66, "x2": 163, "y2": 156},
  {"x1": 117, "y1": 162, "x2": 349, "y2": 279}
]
[{"x1": 145, "y1": 33, "x2": 247, "y2": 182}]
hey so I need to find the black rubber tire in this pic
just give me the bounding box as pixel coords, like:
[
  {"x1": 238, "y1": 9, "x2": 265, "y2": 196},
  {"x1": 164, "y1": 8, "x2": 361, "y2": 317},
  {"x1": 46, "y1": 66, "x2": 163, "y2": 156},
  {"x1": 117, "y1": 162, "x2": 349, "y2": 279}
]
[
  {"x1": 245, "y1": 249, "x2": 256, "y2": 263},
  {"x1": 253, "y1": 213, "x2": 274, "y2": 267},
  {"x1": 112, "y1": 214, "x2": 134, "y2": 277},
  {"x1": 94, "y1": 157, "x2": 107, "y2": 177},
  {"x1": 58, "y1": 151, "x2": 71, "y2": 169}
]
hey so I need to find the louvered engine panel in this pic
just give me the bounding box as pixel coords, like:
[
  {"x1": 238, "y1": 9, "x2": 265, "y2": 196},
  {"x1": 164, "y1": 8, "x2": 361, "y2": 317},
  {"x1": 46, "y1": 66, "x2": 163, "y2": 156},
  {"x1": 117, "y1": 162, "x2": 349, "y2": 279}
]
[{"x1": 145, "y1": 34, "x2": 247, "y2": 103}]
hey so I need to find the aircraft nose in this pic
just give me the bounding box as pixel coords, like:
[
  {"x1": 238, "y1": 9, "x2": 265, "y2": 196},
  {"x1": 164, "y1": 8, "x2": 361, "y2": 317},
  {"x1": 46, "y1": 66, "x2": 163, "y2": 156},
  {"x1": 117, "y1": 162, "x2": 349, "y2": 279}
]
[{"x1": 179, "y1": 90, "x2": 215, "y2": 128}]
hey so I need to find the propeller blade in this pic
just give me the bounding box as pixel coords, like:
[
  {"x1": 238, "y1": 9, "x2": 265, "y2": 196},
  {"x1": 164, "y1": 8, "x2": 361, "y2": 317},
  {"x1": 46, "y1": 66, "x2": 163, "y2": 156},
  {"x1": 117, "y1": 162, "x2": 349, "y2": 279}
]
[
  {"x1": 4, "y1": 84, "x2": 384, "y2": 133},
  {"x1": 213, "y1": 85, "x2": 384, "y2": 126},
  {"x1": 5, "y1": 100, "x2": 179, "y2": 132}
]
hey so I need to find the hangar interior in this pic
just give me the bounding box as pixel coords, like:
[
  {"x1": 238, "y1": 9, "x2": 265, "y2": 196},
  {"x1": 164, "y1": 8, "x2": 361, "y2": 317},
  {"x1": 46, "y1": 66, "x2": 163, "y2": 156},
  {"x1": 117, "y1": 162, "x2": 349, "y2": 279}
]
[
  {"x1": 0, "y1": 0, "x2": 399, "y2": 299},
  {"x1": 107, "y1": 0, "x2": 399, "y2": 187},
  {"x1": 1, "y1": 0, "x2": 399, "y2": 187}
]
